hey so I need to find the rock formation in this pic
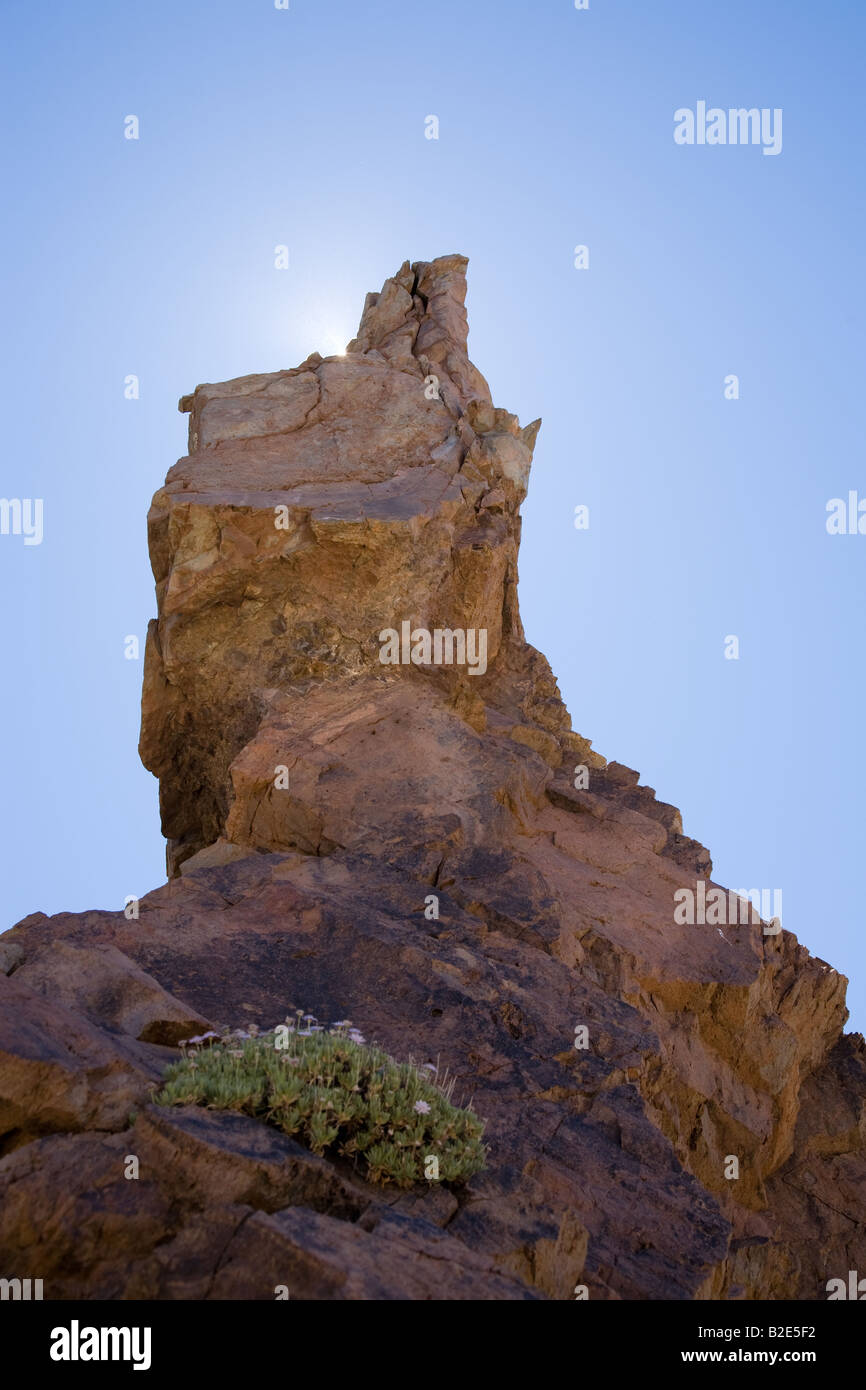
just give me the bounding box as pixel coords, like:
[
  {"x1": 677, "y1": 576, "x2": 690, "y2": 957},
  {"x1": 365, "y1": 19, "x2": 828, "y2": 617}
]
[{"x1": 2, "y1": 255, "x2": 864, "y2": 1300}]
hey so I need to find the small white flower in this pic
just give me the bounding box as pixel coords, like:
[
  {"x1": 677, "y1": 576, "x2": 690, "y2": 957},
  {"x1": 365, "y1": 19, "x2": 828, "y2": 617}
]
[{"x1": 414, "y1": 1100, "x2": 431, "y2": 1115}]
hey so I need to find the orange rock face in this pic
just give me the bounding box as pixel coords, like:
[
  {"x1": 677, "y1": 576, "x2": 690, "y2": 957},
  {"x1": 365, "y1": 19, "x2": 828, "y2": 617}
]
[{"x1": 2, "y1": 256, "x2": 864, "y2": 1300}]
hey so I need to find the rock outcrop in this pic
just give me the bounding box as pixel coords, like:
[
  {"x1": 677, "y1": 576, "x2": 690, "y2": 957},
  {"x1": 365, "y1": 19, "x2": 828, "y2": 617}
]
[{"x1": 2, "y1": 255, "x2": 864, "y2": 1301}]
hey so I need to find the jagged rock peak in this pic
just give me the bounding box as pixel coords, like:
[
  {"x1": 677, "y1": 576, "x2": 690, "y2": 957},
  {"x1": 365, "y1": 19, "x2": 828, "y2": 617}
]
[
  {"x1": 346, "y1": 254, "x2": 493, "y2": 409},
  {"x1": 141, "y1": 254, "x2": 549, "y2": 876}
]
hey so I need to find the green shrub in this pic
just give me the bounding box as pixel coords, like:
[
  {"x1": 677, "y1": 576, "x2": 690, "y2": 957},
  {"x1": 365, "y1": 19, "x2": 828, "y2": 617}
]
[{"x1": 156, "y1": 1014, "x2": 486, "y2": 1190}]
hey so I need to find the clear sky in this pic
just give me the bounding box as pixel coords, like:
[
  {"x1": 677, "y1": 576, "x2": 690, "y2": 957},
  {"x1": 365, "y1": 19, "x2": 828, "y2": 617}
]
[{"x1": 2, "y1": 1, "x2": 863, "y2": 1029}]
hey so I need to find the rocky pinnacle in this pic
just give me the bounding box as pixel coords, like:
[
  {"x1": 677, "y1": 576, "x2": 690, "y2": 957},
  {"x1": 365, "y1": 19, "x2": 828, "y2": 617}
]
[{"x1": 1, "y1": 257, "x2": 864, "y2": 1301}]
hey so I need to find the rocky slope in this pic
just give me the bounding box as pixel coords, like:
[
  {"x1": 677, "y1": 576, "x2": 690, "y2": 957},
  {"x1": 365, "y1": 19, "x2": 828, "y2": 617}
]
[{"x1": 2, "y1": 255, "x2": 864, "y2": 1300}]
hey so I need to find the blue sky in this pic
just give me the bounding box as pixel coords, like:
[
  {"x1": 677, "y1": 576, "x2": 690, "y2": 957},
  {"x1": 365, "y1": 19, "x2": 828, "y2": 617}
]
[{"x1": 2, "y1": 0, "x2": 864, "y2": 1028}]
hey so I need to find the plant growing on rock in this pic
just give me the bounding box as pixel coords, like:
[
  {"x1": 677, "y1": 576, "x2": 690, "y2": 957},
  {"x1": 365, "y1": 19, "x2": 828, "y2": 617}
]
[{"x1": 156, "y1": 1015, "x2": 486, "y2": 1189}]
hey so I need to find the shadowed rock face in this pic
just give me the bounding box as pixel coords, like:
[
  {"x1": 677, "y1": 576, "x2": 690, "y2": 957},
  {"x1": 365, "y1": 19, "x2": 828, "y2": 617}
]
[{"x1": 2, "y1": 256, "x2": 864, "y2": 1301}]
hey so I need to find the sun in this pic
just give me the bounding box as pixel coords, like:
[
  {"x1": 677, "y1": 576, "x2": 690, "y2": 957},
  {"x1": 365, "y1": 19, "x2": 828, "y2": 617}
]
[{"x1": 307, "y1": 316, "x2": 350, "y2": 358}]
